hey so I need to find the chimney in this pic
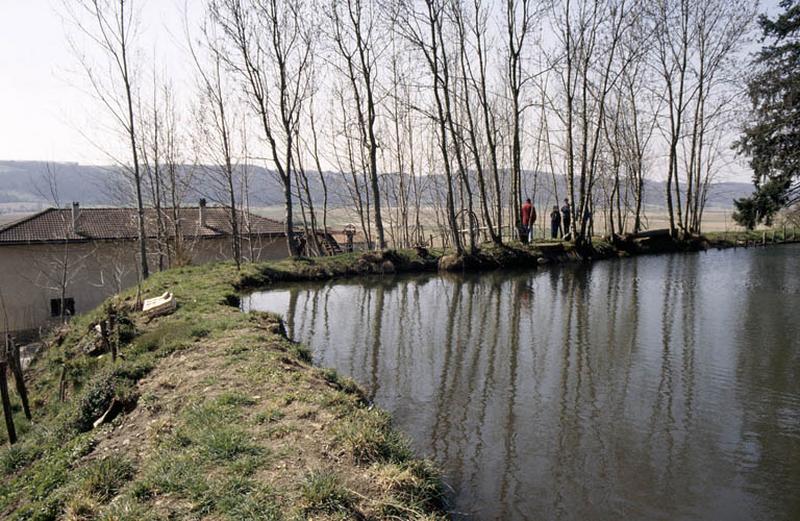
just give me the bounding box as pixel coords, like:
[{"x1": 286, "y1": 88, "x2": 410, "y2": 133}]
[
  {"x1": 199, "y1": 198, "x2": 207, "y2": 227},
  {"x1": 71, "y1": 202, "x2": 80, "y2": 232}
]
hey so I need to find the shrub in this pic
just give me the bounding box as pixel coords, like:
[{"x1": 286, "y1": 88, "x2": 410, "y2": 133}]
[{"x1": 73, "y1": 371, "x2": 116, "y2": 432}]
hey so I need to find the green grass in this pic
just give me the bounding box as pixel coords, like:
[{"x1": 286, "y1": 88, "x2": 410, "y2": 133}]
[
  {"x1": 336, "y1": 409, "x2": 413, "y2": 466},
  {"x1": 212, "y1": 476, "x2": 281, "y2": 520},
  {"x1": 254, "y1": 408, "x2": 285, "y2": 425},
  {"x1": 301, "y1": 470, "x2": 354, "y2": 515},
  {"x1": 172, "y1": 398, "x2": 264, "y2": 462},
  {"x1": 136, "y1": 453, "x2": 208, "y2": 498},
  {"x1": 77, "y1": 454, "x2": 134, "y2": 501},
  {"x1": 0, "y1": 249, "x2": 456, "y2": 519}
]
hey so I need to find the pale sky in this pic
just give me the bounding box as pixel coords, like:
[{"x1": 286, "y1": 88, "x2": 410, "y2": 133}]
[
  {"x1": 0, "y1": 0, "x2": 195, "y2": 164},
  {"x1": 0, "y1": 0, "x2": 781, "y2": 181},
  {"x1": 0, "y1": 1, "x2": 81, "y2": 162}
]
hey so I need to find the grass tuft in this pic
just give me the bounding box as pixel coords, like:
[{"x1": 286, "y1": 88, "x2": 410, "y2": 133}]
[
  {"x1": 374, "y1": 460, "x2": 447, "y2": 513},
  {"x1": 78, "y1": 454, "x2": 134, "y2": 502},
  {"x1": 1, "y1": 443, "x2": 40, "y2": 475},
  {"x1": 301, "y1": 470, "x2": 354, "y2": 515},
  {"x1": 63, "y1": 493, "x2": 100, "y2": 521},
  {"x1": 336, "y1": 409, "x2": 413, "y2": 465}
]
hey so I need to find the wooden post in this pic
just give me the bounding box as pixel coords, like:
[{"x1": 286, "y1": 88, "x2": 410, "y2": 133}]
[
  {"x1": 6, "y1": 336, "x2": 31, "y2": 421},
  {"x1": 99, "y1": 320, "x2": 113, "y2": 362},
  {"x1": 0, "y1": 357, "x2": 16, "y2": 445},
  {"x1": 108, "y1": 308, "x2": 118, "y2": 363},
  {"x1": 58, "y1": 364, "x2": 67, "y2": 402},
  {"x1": 762, "y1": 231, "x2": 767, "y2": 246},
  {"x1": 782, "y1": 225, "x2": 787, "y2": 242}
]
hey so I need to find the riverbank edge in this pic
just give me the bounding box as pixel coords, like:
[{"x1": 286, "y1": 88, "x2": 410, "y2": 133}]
[
  {"x1": 1, "y1": 232, "x2": 795, "y2": 519},
  {"x1": 0, "y1": 260, "x2": 451, "y2": 519},
  {"x1": 236, "y1": 231, "x2": 799, "y2": 290}
]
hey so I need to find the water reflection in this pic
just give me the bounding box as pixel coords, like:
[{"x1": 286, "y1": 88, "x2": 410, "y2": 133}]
[{"x1": 243, "y1": 245, "x2": 800, "y2": 521}]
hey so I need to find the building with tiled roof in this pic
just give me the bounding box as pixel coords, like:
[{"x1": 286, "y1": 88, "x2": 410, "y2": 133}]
[
  {"x1": 0, "y1": 201, "x2": 295, "y2": 337},
  {"x1": 0, "y1": 201, "x2": 286, "y2": 244}
]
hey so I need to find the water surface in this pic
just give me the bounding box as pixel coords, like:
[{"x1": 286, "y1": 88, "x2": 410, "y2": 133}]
[{"x1": 243, "y1": 245, "x2": 800, "y2": 520}]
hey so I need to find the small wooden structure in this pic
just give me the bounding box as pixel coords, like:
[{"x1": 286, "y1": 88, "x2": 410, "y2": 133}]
[{"x1": 142, "y1": 292, "x2": 177, "y2": 318}]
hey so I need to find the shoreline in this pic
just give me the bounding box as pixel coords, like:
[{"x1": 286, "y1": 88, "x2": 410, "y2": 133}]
[
  {"x1": 236, "y1": 230, "x2": 800, "y2": 292},
  {"x1": 1, "y1": 233, "x2": 796, "y2": 519}
]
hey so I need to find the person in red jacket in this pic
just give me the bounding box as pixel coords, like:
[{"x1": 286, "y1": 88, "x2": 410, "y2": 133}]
[{"x1": 520, "y1": 198, "x2": 536, "y2": 243}]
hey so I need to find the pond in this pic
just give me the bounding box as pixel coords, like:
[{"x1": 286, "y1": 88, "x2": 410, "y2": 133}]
[{"x1": 242, "y1": 245, "x2": 800, "y2": 521}]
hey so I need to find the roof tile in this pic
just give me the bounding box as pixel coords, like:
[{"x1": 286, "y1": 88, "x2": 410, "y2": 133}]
[{"x1": 0, "y1": 206, "x2": 287, "y2": 244}]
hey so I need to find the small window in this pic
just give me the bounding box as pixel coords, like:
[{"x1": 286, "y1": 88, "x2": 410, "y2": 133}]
[{"x1": 50, "y1": 298, "x2": 75, "y2": 318}]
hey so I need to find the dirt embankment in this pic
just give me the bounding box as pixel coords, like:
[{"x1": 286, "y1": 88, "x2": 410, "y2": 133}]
[{"x1": 0, "y1": 259, "x2": 448, "y2": 520}]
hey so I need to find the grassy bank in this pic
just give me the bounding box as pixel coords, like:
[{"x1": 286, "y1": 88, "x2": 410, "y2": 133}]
[
  {"x1": 0, "y1": 255, "x2": 449, "y2": 520},
  {"x1": 2, "y1": 234, "x2": 797, "y2": 520}
]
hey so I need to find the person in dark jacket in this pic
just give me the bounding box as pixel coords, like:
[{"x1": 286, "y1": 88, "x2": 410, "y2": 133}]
[
  {"x1": 550, "y1": 205, "x2": 561, "y2": 239},
  {"x1": 561, "y1": 199, "x2": 571, "y2": 238}
]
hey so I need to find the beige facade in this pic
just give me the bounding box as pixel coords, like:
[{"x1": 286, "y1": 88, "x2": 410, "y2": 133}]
[{"x1": 0, "y1": 235, "x2": 287, "y2": 337}]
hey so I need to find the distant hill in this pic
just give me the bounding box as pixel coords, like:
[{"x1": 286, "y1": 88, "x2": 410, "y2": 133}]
[{"x1": 0, "y1": 160, "x2": 753, "y2": 215}]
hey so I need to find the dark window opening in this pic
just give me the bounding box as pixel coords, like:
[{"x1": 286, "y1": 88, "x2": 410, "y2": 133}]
[{"x1": 50, "y1": 298, "x2": 75, "y2": 318}]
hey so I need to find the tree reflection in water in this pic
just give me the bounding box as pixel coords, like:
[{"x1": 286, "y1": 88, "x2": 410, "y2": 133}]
[{"x1": 244, "y1": 245, "x2": 800, "y2": 521}]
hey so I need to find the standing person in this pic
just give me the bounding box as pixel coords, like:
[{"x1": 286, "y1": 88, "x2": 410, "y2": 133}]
[
  {"x1": 561, "y1": 199, "x2": 571, "y2": 239},
  {"x1": 550, "y1": 205, "x2": 561, "y2": 239},
  {"x1": 520, "y1": 198, "x2": 534, "y2": 244}
]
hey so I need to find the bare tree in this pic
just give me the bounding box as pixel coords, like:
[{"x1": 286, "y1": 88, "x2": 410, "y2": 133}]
[
  {"x1": 160, "y1": 83, "x2": 193, "y2": 267},
  {"x1": 550, "y1": 0, "x2": 633, "y2": 245},
  {"x1": 682, "y1": 0, "x2": 756, "y2": 234},
  {"x1": 139, "y1": 71, "x2": 169, "y2": 271},
  {"x1": 394, "y1": 0, "x2": 464, "y2": 254},
  {"x1": 453, "y1": 0, "x2": 500, "y2": 245},
  {"x1": 505, "y1": 0, "x2": 541, "y2": 240},
  {"x1": 189, "y1": 18, "x2": 242, "y2": 268},
  {"x1": 66, "y1": 0, "x2": 150, "y2": 278},
  {"x1": 211, "y1": 0, "x2": 316, "y2": 257},
  {"x1": 328, "y1": 0, "x2": 387, "y2": 249},
  {"x1": 333, "y1": 82, "x2": 374, "y2": 248},
  {"x1": 33, "y1": 165, "x2": 85, "y2": 324}
]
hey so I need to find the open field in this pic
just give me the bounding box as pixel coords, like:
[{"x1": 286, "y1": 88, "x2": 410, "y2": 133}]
[{"x1": 253, "y1": 206, "x2": 754, "y2": 246}]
